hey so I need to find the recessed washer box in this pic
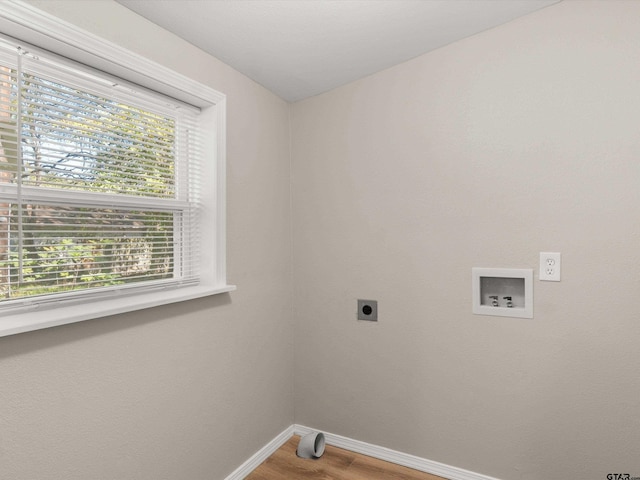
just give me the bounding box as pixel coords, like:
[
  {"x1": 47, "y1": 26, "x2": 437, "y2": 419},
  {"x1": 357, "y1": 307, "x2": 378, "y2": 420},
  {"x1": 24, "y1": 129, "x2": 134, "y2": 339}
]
[{"x1": 472, "y1": 268, "x2": 533, "y2": 319}]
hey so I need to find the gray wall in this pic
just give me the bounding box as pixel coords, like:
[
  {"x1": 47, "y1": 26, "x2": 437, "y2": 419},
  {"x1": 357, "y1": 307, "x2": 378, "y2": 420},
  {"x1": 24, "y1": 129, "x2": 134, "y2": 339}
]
[
  {"x1": 1, "y1": 2, "x2": 293, "y2": 479},
  {"x1": 292, "y1": 1, "x2": 640, "y2": 479},
  {"x1": 2, "y1": 1, "x2": 639, "y2": 480}
]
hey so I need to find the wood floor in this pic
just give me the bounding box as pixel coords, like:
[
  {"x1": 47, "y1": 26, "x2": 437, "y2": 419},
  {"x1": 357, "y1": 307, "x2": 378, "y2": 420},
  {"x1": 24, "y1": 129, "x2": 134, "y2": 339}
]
[{"x1": 244, "y1": 436, "x2": 446, "y2": 480}]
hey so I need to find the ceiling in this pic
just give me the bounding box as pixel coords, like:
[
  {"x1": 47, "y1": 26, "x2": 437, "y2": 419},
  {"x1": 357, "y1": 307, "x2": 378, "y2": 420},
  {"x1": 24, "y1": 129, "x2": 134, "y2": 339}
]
[{"x1": 116, "y1": 0, "x2": 560, "y2": 102}]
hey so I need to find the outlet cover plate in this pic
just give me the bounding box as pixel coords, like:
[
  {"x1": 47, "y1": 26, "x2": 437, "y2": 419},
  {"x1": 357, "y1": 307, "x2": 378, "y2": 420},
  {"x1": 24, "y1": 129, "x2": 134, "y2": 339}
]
[
  {"x1": 357, "y1": 299, "x2": 378, "y2": 321},
  {"x1": 539, "y1": 252, "x2": 561, "y2": 281}
]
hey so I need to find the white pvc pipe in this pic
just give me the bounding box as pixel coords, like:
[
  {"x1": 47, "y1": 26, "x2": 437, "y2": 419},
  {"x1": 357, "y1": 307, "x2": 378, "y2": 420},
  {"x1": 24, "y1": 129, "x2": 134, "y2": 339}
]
[{"x1": 296, "y1": 432, "x2": 326, "y2": 459}]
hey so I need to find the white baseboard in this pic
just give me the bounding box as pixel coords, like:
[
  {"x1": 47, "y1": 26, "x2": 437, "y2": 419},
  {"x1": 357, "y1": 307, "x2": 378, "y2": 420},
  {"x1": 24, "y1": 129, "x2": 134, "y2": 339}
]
[
  {"x1": 225, "y1": 423, "x2": 501, "y2": 480},
  {"x1": 294, "y1": 424, "x2": 501, "y2": 480},
  {"x1": 223, "y1": 425, "x2": 295, "y2": 480}
]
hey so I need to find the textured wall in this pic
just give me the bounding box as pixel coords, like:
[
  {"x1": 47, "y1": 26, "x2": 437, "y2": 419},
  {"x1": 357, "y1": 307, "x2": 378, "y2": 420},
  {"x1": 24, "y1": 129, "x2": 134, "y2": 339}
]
[
  {"x1": 4, "y1": 2, "x2": 640, "y2": 480},
  {"x1": 292, "y1": 2, "x2": 640, "y2": 479},
  {"x1": 0, "y1": 2, "x2": 293, "y2": 479}
]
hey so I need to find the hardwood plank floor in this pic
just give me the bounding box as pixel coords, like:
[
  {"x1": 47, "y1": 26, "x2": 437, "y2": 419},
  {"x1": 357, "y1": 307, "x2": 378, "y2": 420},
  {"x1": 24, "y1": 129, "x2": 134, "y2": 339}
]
[{"x1": 245, "y1": 436, "x2": 446, "y2": 480}]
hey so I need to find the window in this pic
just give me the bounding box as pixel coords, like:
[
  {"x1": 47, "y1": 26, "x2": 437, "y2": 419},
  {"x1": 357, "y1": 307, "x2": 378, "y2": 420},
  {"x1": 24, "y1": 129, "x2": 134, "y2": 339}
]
[{"x1": 0, "y1": 3, "x2": 233, "y2": 336}]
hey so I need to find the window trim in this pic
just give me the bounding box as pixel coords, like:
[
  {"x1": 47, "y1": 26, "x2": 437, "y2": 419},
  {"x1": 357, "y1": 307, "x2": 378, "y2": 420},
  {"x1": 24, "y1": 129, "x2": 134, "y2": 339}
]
[{"x1": 0, "y1": 0, "x2": 235, "y2": 337}]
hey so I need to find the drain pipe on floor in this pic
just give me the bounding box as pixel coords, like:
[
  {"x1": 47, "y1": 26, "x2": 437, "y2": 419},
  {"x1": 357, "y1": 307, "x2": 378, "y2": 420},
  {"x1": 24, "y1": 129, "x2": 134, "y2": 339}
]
[{"x1": 296, "y1": 432, "x2": 326, "y2": 459}]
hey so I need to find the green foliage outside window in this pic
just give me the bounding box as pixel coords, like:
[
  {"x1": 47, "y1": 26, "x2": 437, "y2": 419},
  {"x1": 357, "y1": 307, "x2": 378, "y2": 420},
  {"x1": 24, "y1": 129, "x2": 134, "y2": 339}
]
[{"x1": 0, "y1": 67, "x2": 179, "y2": 300}]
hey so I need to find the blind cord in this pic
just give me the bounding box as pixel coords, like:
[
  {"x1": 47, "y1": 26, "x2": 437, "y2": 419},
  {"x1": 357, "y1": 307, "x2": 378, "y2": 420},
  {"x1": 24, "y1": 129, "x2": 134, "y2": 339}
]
[{"x1": 16, "y1": 47, "x2": 23, "y2": 283}]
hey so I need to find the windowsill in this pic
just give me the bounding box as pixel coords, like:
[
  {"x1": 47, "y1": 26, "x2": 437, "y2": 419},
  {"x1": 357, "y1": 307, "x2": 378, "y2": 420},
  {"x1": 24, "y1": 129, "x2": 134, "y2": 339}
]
[{"x1": 0, "y1": 283, "x2": 236, "y2": 338}]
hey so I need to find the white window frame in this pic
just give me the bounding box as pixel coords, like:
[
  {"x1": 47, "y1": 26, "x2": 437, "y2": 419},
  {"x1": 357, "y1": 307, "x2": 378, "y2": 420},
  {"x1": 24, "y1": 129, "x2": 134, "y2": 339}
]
[{"x1": 0, "y1": 0, "x2": 235, "y2": 337}]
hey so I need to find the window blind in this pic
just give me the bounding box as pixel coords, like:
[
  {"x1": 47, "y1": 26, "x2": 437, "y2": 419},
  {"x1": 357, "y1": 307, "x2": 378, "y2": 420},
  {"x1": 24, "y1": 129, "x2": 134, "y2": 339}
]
[{"x1": 0, "y1": 37, "x2": 202, "y2": 308}]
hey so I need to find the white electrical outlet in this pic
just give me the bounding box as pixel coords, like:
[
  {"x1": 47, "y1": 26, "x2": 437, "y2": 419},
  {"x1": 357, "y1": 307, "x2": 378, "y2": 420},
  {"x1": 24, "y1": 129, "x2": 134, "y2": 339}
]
[{"x1": 540, "y1": 252, "x2": 561, "y2": 281}]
